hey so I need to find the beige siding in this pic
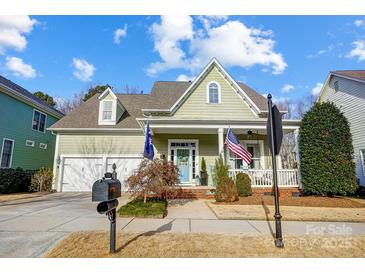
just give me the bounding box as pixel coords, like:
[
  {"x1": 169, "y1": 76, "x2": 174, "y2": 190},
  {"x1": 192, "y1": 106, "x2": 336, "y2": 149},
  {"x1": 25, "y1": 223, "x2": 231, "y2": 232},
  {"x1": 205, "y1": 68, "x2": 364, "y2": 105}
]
[
  {"x1": 173, "y1": 66, "x2": 258, "y2": 120},
  {"x1": 58, "y1": 133, "x2": 145, "y2": 155},
  {"x1": 320, "y1": 76, "x2": 365, "y2": 185}
]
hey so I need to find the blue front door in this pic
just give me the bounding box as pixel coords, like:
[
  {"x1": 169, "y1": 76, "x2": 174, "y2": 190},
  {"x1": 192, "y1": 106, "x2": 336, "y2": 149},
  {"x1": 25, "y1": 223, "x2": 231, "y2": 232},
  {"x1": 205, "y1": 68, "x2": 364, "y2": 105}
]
[{"x1": 177, "y1": 148, "x2": 190, "y2": 183}]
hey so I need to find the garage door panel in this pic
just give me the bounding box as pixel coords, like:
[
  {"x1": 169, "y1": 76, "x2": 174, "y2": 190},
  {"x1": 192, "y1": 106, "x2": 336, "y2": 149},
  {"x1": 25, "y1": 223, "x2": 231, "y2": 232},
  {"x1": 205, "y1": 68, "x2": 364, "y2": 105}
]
[
  {"x1": 106, "y1": 157, "x2": 142, "y2": 191},
  {"x1": 62, "y1": 157, "x2": 103, "y2": 192}
]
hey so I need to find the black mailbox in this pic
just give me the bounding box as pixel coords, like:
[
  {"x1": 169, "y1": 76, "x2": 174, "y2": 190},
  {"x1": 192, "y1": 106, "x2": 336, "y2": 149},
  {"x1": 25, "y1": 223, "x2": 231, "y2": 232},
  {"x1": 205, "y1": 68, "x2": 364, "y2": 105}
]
[{"x1": 92, "y1": 166, "x2": 121, "y2": 202}]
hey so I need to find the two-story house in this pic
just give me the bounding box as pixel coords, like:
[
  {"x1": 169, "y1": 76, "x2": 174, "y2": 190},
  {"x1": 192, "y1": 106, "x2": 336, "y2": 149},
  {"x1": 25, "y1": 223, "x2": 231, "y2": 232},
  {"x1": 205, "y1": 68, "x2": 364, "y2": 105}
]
[{"x1": 0, "y1": 75, "x2": 64, "y2": 170}]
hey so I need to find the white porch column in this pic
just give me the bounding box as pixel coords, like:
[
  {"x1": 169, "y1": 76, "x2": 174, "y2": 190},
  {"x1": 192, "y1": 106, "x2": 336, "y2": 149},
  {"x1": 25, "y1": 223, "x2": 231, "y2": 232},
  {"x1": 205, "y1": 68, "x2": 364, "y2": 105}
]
[
  {"x1": 294, "y1": 128, "x2": 302, "y2": 188},
  {"x1": 218, "y1": 127, "x2": 224, "y2": 161}
]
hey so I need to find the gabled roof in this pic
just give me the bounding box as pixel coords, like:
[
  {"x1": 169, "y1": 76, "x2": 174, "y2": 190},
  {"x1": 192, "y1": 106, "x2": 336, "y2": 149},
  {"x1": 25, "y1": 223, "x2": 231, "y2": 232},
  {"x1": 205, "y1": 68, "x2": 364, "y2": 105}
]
[
  {"x1": 50, "y1": 93, "x2": 153, "y2": 130},
  {"x1": 0, "y1": 75, "x2": 64, "y2": 118},
  {"x1": 142, "y1": 58, "x2": 265, "y2": 115},
  {"x1": 318, "y1": 70, "x2": 365, "y2": 100},
  {"x1": 331, "y1": 70, "x2": 365, "y2": 82},
  {"x1": 50, "y1": 58, "x2": 283, "y2": 131}
]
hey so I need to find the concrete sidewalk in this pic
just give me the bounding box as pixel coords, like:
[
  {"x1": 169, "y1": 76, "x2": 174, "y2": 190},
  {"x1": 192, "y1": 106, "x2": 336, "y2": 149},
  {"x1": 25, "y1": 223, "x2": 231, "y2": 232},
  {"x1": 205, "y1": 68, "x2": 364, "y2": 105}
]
[{"x1": 120, "y1": 217, "x2": 365, "y2": 236}]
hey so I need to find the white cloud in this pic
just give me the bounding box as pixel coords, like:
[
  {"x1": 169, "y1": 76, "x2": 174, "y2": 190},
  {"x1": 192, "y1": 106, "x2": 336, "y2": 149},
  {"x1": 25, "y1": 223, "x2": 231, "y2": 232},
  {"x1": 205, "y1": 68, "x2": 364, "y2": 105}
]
[
  {"x1": 0, "y1": 16, "x2": 37, "y2": 54},
  {"x1": 197, "y1": 16, "x2": 228, "y2": 29},
  {"x1": 281, "y1": 84, "x2": 294, "y2": 93},
  {"x1": 5, "y1": 56, "x2": 36, "y2": 79},
  {"x1": 148, "y1": 15, "x2": 194, "y2": 76},
  {"x1": 176, "y1": 74, "x2": 194, "y2": 81},
  {"x1": 307, "y1": 45, "x2": 334, "y2": 58},
  {"x1": 354, "y1": 20, "x2": 364, "y2": 27},
  {"x1": 347, "y1": 40, "x2": 365, "y2": 61},
  {"x1": 148, "y1": 16, "x2": 287, "y2": 76},
  {"x1": 113, "y1": 25, "x2": 127, "y2": 44},
  {"x1": 311, "y1": 83, "x2": 323, "y2": 96},
  {"x1": 190, "y1": 20, "x2": 287, "y2": 74},
  {"x1": 72, "y1": 58, "x2": 95, "y2": 82}
]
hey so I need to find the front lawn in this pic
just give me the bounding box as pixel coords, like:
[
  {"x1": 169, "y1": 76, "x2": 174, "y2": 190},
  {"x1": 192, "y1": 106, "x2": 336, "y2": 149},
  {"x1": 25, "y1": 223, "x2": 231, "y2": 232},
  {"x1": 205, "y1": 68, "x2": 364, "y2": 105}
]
[
  {"x1": 47, "y1": 231, "x2": 365, "y2": 258},
  {"x1": 214, "y1": 196, "x2": 365, "y2": 208},
  {"x1": 118, "y1": 197, "x2": 167, "y2": 218}
]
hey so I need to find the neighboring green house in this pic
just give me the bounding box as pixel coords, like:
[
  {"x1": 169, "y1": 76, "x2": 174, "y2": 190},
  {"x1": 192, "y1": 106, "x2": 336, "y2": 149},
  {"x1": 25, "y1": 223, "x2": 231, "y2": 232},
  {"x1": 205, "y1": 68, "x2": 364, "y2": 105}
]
[
  {"x1": 50, "y1": 58, "x2": 301, "y2": 193},
  {"x1": 0, "y1": 75, "x2": 64, "y2": 170}
]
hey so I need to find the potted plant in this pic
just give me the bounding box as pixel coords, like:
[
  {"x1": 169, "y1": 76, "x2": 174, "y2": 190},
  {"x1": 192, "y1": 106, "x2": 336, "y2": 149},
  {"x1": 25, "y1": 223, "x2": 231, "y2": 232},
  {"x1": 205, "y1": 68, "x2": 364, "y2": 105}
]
[{"x1": 200, "y1": 157, "x2": 208, "y2": 186}]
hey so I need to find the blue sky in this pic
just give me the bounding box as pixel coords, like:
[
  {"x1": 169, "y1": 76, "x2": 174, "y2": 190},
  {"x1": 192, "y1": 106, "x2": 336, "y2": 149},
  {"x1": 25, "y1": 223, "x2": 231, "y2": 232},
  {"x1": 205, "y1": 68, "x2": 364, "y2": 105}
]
[{"x1": 1, "y1": 15, "x2": 365, "y2": 104}]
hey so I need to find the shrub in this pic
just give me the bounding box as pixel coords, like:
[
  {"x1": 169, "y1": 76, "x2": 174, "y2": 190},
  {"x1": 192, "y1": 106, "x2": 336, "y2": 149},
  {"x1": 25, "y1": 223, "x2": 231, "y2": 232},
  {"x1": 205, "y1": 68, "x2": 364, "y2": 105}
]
[
  {"x1": 236, "y1": 172, "x2": 252, "y2": 197},
  {"x1": 29, "y1": 167, "x2": 53, "y2": 192},
  {"x1": 201, "y1": 157, "x2": 207, "y2": 172},
  {"x1": 299, "y1": 102, "x2": 357, "y2": 196},
  {"x1": 214, "y1": 156, "x2": 238, "y2": 202},
  {"x1": 127, "y1": 158, "x2": 180, "y2": 202},
  {"x1": 0, "y1": 168, "x2": 36, "y2": 194}
]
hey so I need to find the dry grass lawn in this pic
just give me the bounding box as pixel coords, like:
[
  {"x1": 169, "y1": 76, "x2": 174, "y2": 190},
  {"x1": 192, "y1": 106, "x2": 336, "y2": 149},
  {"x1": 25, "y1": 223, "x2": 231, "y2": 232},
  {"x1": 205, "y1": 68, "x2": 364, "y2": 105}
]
[
  {"x1": 207, "y1": 203, "x2": 365, "y2": 222},
  {"x1": 47, "y1": 231, "x2": 365, "y2": 258},
  {"x1": 215, "y1": 196, "x2": 365, "y2": 208},
  {"x1": 0, "y1": 192, "x2": 48, "y2": 203}
]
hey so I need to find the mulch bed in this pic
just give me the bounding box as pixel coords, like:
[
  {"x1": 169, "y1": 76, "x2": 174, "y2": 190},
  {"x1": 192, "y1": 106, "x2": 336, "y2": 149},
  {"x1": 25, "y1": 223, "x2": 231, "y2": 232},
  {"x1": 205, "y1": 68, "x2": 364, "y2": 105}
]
[{"x1": 214, "y1": 196, "x2": 365, "y2": 208}]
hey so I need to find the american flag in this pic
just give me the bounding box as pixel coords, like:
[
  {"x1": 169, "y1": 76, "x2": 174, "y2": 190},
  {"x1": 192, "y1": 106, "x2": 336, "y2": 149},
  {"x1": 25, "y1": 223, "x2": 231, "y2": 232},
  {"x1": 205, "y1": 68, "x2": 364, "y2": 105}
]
[{"x1": 225, "y1": 128, "x2": 252, "y2": 164}]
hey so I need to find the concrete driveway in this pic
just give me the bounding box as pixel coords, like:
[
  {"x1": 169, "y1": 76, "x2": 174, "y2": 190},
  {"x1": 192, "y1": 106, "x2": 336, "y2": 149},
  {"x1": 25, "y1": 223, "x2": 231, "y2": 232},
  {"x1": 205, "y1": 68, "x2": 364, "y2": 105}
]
[{"x1": 0, "y1": 192, "x2": 130, "y2": 258}]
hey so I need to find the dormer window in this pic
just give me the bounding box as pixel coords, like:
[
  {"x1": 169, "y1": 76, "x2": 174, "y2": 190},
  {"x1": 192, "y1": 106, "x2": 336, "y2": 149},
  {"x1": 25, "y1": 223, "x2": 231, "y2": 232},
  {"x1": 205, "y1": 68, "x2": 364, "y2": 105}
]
[
  {"x1": 102, "y1": 101, "x2": 113, "y2": 120},
  {"x1": 98, "y1": 87, "x2": 125, "y2": 126},
  {"x1": 207, "y1": 82, "x2": 221, "y2": 104}
]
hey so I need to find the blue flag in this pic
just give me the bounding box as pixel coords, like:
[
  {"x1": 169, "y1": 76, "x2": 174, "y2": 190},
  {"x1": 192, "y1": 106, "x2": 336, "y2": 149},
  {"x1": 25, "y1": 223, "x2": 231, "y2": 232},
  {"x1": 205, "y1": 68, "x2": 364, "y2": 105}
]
[{"x1": 143, "y1": 122, "x2": 154, "y2": 160}]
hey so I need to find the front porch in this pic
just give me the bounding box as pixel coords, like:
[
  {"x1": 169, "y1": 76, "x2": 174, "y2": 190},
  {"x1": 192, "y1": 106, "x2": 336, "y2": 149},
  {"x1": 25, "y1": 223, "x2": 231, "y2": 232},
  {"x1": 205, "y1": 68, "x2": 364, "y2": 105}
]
[{"x1": 144, "y1": 118, "x2": 301, "y2": 190}]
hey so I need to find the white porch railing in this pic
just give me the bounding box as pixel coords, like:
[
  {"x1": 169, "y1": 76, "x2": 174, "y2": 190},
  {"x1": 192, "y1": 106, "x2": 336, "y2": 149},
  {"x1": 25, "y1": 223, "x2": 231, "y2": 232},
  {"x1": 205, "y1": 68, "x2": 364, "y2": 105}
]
[{"x1": 228, "y1": 169, "x2": 300, "y2": 188}]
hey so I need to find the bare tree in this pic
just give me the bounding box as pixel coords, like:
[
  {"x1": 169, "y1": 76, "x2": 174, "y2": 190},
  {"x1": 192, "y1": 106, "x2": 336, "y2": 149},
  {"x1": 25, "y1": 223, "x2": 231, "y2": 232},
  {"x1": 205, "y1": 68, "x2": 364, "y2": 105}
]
[
  {"x1": 56, "y1": 91, "x2": 85, "y2": 114},
  {"x1": 121, "y1": 84, "x2": 142, "y2": 94}
]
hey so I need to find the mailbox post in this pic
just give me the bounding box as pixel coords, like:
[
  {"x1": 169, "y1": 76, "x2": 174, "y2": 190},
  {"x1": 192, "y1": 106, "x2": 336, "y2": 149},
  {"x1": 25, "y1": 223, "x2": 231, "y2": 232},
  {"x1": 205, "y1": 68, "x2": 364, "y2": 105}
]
[{"x1": 92, "y1": 164, "x2": 121, "y2": 254}]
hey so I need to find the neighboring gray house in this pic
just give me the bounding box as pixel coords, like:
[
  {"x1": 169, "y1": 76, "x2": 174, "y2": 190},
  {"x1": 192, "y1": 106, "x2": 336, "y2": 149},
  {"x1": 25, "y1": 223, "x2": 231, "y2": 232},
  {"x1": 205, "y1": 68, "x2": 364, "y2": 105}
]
[{"x1": 318, "y1": 70, "x2": 365, "y2": 186}]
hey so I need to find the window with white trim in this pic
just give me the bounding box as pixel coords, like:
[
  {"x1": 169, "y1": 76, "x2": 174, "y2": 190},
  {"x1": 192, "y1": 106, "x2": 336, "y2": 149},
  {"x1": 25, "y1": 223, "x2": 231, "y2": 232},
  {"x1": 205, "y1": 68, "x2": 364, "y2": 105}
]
[
  {"x1": 25, "y1": 140, "x2": 35, "y2": 147},
  {"x1": 102, "y1": 101, "x2": 113, "y2": 120},
  {"x1": 39, "y1": 143, "x2": 47, "y2": 150},
  {"x1": 32, "y1": 110, "x2": 46, "y2": 132},
  {"x1": 1, "y1": 139, "x2": 14, "y2": 168},
  {"x1": 360, "y1": 149, "x2": 365, "y2": 176},
  {"x1": 228, "y1": 140, "x2": 263, "y2": 170},
  {"x1": 208, "y1": 82, "x2": 220, "y2": 104}
]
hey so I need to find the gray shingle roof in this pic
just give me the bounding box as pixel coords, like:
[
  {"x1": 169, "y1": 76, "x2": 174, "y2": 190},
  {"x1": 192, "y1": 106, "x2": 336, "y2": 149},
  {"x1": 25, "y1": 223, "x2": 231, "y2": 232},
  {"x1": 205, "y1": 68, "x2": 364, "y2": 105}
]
[
  {"x1": 50, "y1": 80, "x2": 270, "y2": 129},
  {"x1": 0, "y1": 75, "x2": 64, "y2": 117}
]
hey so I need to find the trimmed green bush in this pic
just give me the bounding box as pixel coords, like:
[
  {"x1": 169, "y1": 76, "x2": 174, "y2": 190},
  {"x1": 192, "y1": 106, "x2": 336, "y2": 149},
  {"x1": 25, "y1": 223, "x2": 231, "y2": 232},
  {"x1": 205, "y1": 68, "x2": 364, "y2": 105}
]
[
  {"x1": 299, "y1": 102, "x2": 357, "y2": 196},
  {"x1": 0, "y1": 168, "x2": 36, "y2": 194},
  {"x1": 214, "y1": 156, "x2": 238, "y2": 202},
  {"x1": 201, "y1": 157, "x2": 207, "y2": 172},
  {"x1": 236, "y1": 172, "x2": 252, "y2": 197}
]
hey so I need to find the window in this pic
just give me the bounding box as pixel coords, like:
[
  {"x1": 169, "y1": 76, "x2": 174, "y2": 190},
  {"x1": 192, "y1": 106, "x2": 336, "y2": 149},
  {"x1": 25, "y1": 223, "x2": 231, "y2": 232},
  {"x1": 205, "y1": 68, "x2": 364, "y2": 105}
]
[
  {"x1": 1, "y1": 139, "x2": 14, "y2": 168},
  {"x1": 39, "y1": 143, "x2": 47, "y2": 150},
  {"x1": 102, "y1": 101, "x2": 113, "y2": 120},
  {"x1": 361, "y1": 149, "x2": 365, "y2": 176},
  {"x1": 334, "y1": 81, "x2": 339, "y2": 92},
  {"x1": 207, "y1": 82, "x2": 220, "y2": 104},
  {"x1": 25, "y1": 140, "x2": 35, "y2": 147},
  {"x1": 228, "y1": 140, "x2": 264, "y2": 170},
  {"x1": 32, "y1": 110, "x2": 46, "y2": 132}
]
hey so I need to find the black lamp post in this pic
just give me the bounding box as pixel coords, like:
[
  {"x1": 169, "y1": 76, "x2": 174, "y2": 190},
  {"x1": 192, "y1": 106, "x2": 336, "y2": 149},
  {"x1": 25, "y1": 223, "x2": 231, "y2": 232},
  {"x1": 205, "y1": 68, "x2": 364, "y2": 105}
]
[{"x1": 267, "y1": 94, "x2": 284, "y2": 248}]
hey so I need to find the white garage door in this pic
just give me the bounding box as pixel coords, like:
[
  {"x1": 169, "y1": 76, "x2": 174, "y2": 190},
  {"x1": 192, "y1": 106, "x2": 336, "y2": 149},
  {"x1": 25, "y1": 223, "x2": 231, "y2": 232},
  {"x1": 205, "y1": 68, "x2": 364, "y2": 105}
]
[
  {"x1": 106, "y1": 157, "x2": 142, "y2": 191},
  {"x1": 61, "y1": 157, "x2": 104, "y2": 192},
  {"x1": 61, "y1": 156, "x2": 142, "y2": 192}
]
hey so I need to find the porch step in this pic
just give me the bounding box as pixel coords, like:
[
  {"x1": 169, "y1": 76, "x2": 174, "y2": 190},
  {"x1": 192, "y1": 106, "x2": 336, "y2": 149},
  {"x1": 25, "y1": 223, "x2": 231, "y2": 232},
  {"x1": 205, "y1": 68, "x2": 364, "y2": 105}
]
[{"x1": 176, "y1": 187, "x2": 215, "y2": 199}]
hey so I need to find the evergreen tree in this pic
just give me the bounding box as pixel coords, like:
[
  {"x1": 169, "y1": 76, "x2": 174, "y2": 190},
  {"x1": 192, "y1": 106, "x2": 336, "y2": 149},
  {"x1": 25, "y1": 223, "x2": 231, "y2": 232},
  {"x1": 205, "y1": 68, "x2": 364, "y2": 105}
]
[{"x1": 299, "y1": 102, "x2": 357, "y2": 196}]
